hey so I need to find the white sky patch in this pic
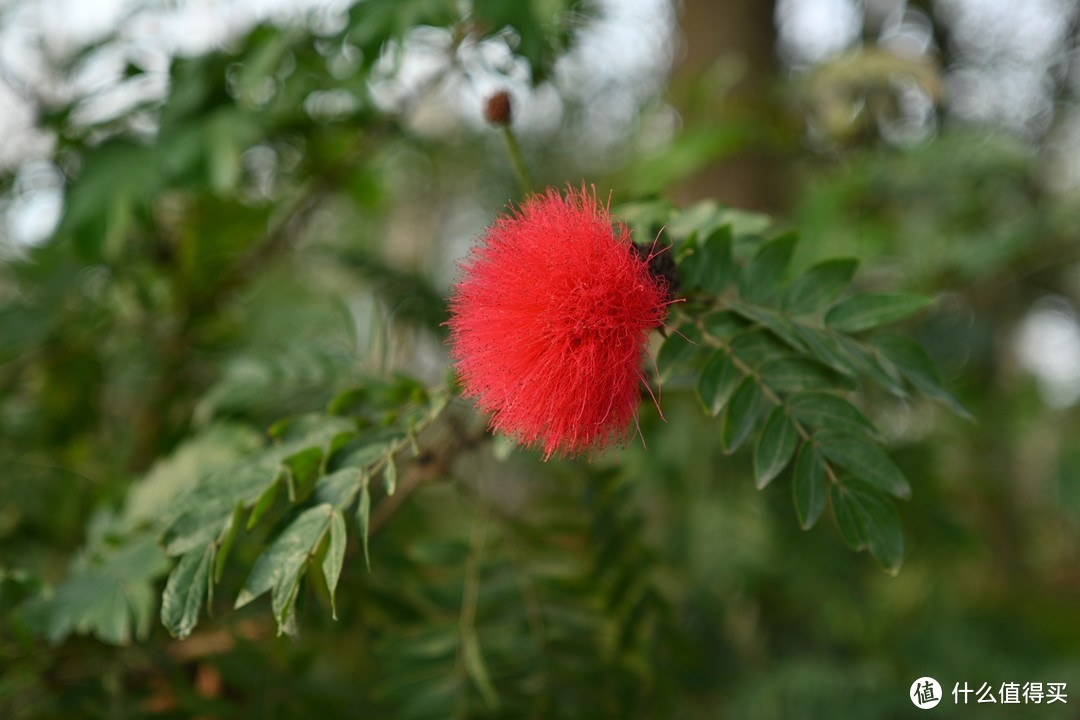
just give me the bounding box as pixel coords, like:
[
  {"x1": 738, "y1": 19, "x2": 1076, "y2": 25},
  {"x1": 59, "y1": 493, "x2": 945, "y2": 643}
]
[
  {"x1": 5, "y1": 160, "x2": 64, "y2": 247},
  {"x1": 937, "y1": 0, "x2": 1076, "y2": 135},
  {"x1": 1015, "y1": 296, "x2": 1080, "y2": 409},
  {"x1": 776, "y1": 0, "x2": 863, "y2": 66}
]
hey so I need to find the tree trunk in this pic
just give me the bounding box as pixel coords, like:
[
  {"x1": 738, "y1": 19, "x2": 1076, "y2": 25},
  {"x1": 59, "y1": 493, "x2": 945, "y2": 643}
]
[{"x1": 671, "y1": 0, "x2": 788, "y2": 213}]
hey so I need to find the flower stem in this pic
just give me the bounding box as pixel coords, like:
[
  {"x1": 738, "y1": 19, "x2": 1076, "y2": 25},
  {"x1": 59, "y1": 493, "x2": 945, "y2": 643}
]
[{"x1": 501, "y1": 125, "x2": 534, "y2": 196}]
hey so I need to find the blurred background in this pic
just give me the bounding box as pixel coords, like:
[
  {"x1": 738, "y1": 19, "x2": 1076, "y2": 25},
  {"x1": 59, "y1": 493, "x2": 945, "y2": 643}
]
[{"x1": 2, "y1": 0, "x2": 1080, "y2": 717}]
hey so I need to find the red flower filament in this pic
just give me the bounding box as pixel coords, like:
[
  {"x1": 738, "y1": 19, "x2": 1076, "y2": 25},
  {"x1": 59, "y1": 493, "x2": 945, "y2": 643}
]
[{"x1": 447, "y1": 187, "x2": 670, "y2": 459}]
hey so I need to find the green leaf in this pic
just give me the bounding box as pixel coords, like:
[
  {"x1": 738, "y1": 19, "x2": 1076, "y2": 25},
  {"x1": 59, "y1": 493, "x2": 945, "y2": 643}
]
[
  {"x1": 408, "y1": 421, "x2": 421, "y2": 456},
  {"x1": 678, "y1": 225, "x2": 738, "y2": 293},
  {"x1": 825, "y1": 294, "x2": 932, "y2": 333},
  {"x1": 123, "y1": 423, "x2": 263, "y2": 529},
  {"x1": 462, "y1": 633, "x2": 501, "y2": 709},
  {"x1": 206, "y1": 109, "x2": 243, "y2": 192},
  {"x1": 793, "y1": 325, "x2": 858, "y2": 376},
  {"x1": 247, "y1": 477, "x2": 281, "y2": 530},
  {"x1": 783, "y1": 258, "x2": 858, "y2": 315},
  {"x1": 722, "y1": 377, "x2": 766, "y2": 454},
  {"x1": 161, "y1": 542, "x2": 214, "y2": 640},
  {"x1": 357, "y1": 479, "x2": 372, "y2": 572},
  {"x1": 701, "y1": 310, "x2": 745, "y2": 340},
  {"x1": 283, "y1": 446, "x2": 324, "y2": 499},
  {"x1": 871, "y1": 334, "x2": 973, "y2": 419},
  {"x1": 815, "y1": 431, "x2": 911, "y2": 499},
  {"x1": 656, "y1": 325, "x2": 702, "y2": 381},
  {"x1": 24, "y1": 533, "x2": 169, "y2": 646},
  {"x1": 760, "y1": 357, "x2": 855, "y2": 393},
  {"x1": 754, "y1": 406, "x2": 798, "y2": 489},
  {"x1": 384, "y1": 455, "x2": 397, "y2": 496},
  {"x1": 728, "y1": 327, "x2": 790, "y2": 368},
  {"x1": 336, "y1": 433, "x2": 401, "y2": 471},
  {"x1": 164, "y1": 454, "x2": 282, "y2": 556},
  {"x1": 726, "y1": 302, "x2": 808, "y2": 353},
  {"x1": 323, "y1": 511, "x2": 347, "y2": 620},
  {"x1": 214, "y1": 503, "x2": 244, "y2": 583},
  {"x1": 689, "y1": 226, "x2": 735, "y2": 293},
  {"x1": 669, "y1": 201, "x2": 722, "y2": 239},
  {"x1": 268, "y1": 413, "x2": 357, "y2": 448},
  {"x1": 834, "y1": 334, "x2": 907, "y2": 396},
  {"x1": 313, "y1": 467, "x2": 364, "y2": 510},
  {"x1": 235, "y1": 504, "x2": 335, "y2": 635},
  {"x1": 792, "y1": 442, "x2": 827, "y2": 529},
  {"x1": 696, "y1": 351, "x2": 742, "y2": 416},
  {"x1": 788, "y1": 393, "x2": 877, "y2": 437},
  {"x1": 830, "y1": 480, "x2": 904, "y2": 573},
  {"x1": 738, "y1": 232, "x2": 798, "y2": 304}
]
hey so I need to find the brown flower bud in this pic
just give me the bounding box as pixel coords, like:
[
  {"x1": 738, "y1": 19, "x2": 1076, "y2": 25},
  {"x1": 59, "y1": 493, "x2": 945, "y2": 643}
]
[{"x1": 484, "y1": 90, "x2": 513, "y2": 126}]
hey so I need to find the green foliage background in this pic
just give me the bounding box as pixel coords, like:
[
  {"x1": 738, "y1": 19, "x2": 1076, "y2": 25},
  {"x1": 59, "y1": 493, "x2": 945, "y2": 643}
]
[{"x1": 2, "y1": 1, "x2": 1080, "y2": 718}]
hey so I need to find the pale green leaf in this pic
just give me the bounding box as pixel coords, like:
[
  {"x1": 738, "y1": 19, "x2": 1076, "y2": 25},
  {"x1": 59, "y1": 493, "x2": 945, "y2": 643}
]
[
  {"x1": 25, "y1": 533, "x2": 169, "y2": 646},
  {"x1": 161, "y1": 542, "x2": 214, "y2": 640},
  {"x1": 123, "y1": 423, "x2": 262, "y2": 530},
  {"x1": 336, "y1": 432, "x2": 401, "y2": 471},
  {"x1": 357, "y1": 479, "x2": 372, "y2": 572},
  {"x1": 384, "y1": 455, "x2": 397, "y2": 496},
  {"x1": 313, "y1": 467, "x2": 364, "y2": 509},
  {"x1": 164, "y1": 454, "x2": 282, "y2": 556},
  {"x1": 235, "y1": 504, "x2": 334, "y2": 635},
  {"x1": 267, "y1": 413, "x2": 357, "y2": 451},
  {"x1": 323, "y1": 511, "x2": 347, "y2": 620}
]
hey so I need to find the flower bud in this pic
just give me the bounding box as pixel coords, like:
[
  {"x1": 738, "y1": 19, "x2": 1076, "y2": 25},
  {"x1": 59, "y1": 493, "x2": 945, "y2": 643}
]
[{"x1": 484, "y1": 90, "x2": 513, "y2": 127}]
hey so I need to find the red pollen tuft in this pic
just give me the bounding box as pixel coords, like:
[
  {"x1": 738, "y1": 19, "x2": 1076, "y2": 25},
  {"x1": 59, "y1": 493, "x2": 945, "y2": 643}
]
[{"x1": 447, "y1": 186, "x2": 670, "y2": 459}]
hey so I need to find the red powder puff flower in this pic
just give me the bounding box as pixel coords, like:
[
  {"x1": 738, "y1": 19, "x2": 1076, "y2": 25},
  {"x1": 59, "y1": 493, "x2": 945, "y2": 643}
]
[{"x1": 447, "y1": 186, "x2": 671, "y2": 459}]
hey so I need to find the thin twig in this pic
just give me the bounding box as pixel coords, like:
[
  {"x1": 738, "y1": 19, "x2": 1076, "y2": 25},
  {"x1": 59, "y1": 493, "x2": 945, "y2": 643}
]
[{"x1": 501, "y1": 126, "x2": 534, "y2": 196}]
